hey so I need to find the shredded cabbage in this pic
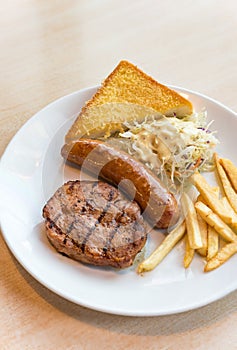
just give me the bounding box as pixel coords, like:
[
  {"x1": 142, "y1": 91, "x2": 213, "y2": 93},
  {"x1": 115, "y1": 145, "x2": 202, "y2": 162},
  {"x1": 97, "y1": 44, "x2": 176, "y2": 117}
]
[{"x1": 118, "y1": 110, "x2": 218, "y2": 186}]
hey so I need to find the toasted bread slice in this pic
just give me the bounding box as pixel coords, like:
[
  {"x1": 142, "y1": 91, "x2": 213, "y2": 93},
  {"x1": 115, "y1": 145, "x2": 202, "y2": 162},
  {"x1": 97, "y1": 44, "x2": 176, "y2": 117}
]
[{"x1": 65, "y1": 60, "x2": 193, "y2": 142}]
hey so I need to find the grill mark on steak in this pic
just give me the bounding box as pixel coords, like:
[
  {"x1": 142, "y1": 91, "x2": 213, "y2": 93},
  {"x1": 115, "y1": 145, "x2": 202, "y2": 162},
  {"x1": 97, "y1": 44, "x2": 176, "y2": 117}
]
[
  {"x1": 102, "y1": 205, "x2": 126, "y2": 253},
  {"x1": 99, "y1": 197, "x2": 134, "y2": 254},
  {"x1": 66, "y1": 221, "x2": 75, "y2": 234},
  {"x1": 81, "y1": 188, "x2": 115, "y2": 253},
  {"x1": 98, "y1": 188, "x2": 116, "y2": 223},
  {"x1": 63, "y1": 182, "x2": 102, "y2": 238},
  {"x1": 66, "y1": 200, "x2": 92, "y2": 235}
]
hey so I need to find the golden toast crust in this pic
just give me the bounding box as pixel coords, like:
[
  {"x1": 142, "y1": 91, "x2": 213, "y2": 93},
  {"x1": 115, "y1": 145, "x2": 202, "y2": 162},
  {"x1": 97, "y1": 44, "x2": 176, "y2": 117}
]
[
  {"x1": 84, "y1": 60, "x2": 193, "y2": 113},
  {"x1": 65, "y1": 60, "x2": 193, "y2": 142}
]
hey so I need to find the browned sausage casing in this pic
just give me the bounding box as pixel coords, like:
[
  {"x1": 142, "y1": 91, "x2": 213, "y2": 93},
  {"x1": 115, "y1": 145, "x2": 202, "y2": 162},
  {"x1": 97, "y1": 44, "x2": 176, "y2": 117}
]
[{"x1": 61, "y1": 139, "x2": 179, "y2": 229}]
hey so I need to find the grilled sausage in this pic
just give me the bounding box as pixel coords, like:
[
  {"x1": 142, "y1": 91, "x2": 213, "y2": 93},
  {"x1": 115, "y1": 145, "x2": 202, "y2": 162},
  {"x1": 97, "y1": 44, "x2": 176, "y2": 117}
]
[{"x1": 61, "y1": 139, "x2": 179, "y2": 229}]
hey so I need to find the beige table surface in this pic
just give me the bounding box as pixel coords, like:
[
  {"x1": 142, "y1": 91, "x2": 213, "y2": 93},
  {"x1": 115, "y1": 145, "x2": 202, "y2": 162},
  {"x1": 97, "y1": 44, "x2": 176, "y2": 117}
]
[{"x1": 1, "y1": 1, "x2": 237, "y2": 349}]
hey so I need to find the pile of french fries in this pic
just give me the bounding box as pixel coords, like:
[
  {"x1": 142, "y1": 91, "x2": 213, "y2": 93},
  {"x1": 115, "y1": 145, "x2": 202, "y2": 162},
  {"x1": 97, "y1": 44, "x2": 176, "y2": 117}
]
[{"x1": 138, "y1": 153, "x2": 237, "y2": 274}]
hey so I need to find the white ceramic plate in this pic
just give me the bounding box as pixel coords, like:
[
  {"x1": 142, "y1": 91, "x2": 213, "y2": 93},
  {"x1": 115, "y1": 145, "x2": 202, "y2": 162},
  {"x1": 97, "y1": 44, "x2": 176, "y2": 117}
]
[{"x1": 0, "y1": 86, "x2": 237, "y2": 317}]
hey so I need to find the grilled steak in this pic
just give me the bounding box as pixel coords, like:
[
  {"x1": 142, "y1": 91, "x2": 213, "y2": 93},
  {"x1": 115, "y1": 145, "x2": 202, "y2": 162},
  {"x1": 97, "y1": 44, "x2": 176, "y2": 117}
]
[{"x1": 42, "y1": 180, "x2": 147, "y2": 268}]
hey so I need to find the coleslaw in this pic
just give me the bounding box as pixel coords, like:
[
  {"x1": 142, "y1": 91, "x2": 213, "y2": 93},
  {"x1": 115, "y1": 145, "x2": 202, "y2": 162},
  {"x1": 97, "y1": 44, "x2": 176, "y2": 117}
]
[{"x1": 117, "y1": 110, "x2": 218, "y2": 185}]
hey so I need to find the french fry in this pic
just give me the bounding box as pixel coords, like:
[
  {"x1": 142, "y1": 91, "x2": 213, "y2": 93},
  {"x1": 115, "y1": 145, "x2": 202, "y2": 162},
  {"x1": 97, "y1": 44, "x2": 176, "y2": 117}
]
[
  {"x1": 137, "y1": 221, "x2": 186, "y2": 273},
  {"x1": 196, "y1": 187, "x2": 219, "y2": 257},
  {"x1": 204, "y1": 242, "x2": 237, "y2": 272},
  {"x1": 196, "y1": 212, "x2": 208, "y2": 256},
  {"x1": 207, "y1": 225, "x2": 219, "y2": 260},
  {"x1": 221, "y1": 196, "x2": 237, "y2": 224},
  {"x1": 181, "y1": 192, "x2": 203, "y2": 249},
  {"x1": 196, "y1": 187, "x2": 219, "y2": 207},
  {"x1": 220, "y1": 157, "x2": 237, "y2": 193},
  {"x1": 191, "y1": 172, "x2": 237, "y2": 227},
  {"x1": 214, "y1": 153, "x2": 237, "y2": 215},
  {"x1": 184, "y1": 234, "x2": 195, "y2": 268},
  {"x1": 195, "y1": 201, "x2": 237, "y2": 243}
]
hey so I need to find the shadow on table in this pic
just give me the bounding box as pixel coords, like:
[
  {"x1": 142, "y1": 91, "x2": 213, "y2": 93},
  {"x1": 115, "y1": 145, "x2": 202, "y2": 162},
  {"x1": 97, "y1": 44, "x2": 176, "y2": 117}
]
[{"x1": 11, "y1": 250, "x2": 237, "y2": 337}]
